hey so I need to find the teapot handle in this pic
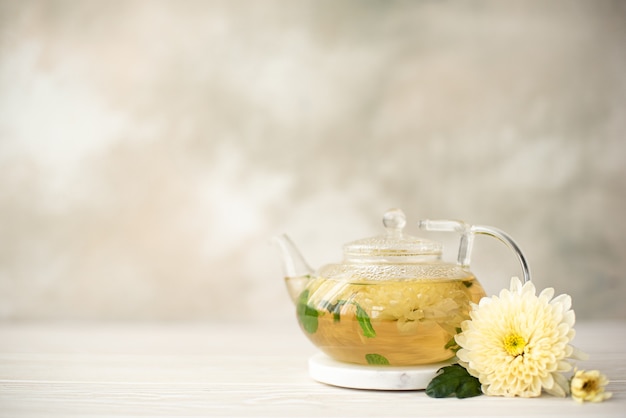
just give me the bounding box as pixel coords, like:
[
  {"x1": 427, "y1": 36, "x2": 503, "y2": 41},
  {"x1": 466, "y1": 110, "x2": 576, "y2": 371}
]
[{"x1": 418, "y1": 220, "x2": 531, "y2": 283}]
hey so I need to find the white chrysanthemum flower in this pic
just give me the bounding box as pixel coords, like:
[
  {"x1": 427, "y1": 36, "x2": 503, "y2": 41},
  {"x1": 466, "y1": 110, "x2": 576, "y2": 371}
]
[
  {"x1": 455, "y1": 277, "x2": 585, "y2": 398},
  {"x1": 571, "y1": 369, "x2": 612, "y2": 403}
]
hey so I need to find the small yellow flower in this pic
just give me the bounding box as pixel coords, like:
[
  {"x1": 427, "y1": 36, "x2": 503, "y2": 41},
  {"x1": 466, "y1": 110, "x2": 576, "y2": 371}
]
[
  {"x1": 455, "y1": 277, "x2": 585, "y2": 398},
  {"x1": 571, "y1": 369, "x2": 612, "y2": 403}
]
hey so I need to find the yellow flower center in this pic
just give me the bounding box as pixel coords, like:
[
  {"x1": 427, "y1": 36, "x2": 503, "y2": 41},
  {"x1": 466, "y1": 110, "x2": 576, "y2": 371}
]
[{"x1": 503, "y1": 333, "x2": 526, "y2": 356}]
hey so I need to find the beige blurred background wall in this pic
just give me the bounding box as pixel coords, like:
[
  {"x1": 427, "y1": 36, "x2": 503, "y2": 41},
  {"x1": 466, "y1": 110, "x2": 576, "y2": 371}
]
[{"x1": 0, "y1": 0, "x2": 625, "y2": 322}]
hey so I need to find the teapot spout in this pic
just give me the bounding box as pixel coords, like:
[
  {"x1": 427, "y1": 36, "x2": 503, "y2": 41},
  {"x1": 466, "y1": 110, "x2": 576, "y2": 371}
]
[{"x1": 272, "y1": 234, "x2": 315, "y2": 304}]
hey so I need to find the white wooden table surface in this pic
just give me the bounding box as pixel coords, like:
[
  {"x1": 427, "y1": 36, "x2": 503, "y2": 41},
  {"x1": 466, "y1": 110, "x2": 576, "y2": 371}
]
[{"x1": 1, "y1": 320, "x2": 624, "y2": 417}]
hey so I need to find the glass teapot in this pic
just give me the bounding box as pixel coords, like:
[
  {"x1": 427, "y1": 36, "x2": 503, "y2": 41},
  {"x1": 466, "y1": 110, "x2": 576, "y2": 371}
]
[{"x1": 274, "y1": 209, "x2": 530, "y2": 367}]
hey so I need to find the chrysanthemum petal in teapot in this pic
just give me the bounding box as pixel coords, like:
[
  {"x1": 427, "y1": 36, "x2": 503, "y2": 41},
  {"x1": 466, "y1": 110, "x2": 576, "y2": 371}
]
[{"x1": 274, "y1": 209, "x2": 530, "y2": 367}]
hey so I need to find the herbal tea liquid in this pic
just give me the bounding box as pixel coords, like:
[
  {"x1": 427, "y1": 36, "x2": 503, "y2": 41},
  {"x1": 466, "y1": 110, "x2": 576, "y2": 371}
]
[{"x1": 295, "y1": 276, "x2": 486, "y2": 366}]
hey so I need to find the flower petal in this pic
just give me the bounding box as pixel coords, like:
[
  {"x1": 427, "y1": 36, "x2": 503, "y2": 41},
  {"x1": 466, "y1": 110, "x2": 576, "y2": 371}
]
[{"x1": 544, "y1": 372, "x2": 569, "y2": 397}]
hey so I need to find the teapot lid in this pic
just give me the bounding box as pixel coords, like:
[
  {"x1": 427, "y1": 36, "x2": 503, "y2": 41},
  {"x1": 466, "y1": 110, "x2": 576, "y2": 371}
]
[{"x1": 343, "y1": 208, "x2": 442, "y2": 262}]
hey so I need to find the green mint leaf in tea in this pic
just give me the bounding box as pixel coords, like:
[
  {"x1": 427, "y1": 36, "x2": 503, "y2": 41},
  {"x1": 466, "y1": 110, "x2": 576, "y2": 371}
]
[
  {"x1": 297, "y1": 290, "x2": 319, "y2": 334},
  {"x1": 365, "y1": 353, "x2": 390, "y2": 365}
]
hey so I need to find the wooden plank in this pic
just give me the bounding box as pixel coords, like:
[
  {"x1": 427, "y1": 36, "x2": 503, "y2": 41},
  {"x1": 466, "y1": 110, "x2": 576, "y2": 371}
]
[{"x1": 0, "y1": 321, "x2": 624, "y2": 417}]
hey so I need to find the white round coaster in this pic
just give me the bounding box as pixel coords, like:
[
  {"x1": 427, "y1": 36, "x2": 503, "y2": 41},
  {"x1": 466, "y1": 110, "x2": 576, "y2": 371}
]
[{"x1": 308, "y1": 353, "x2": 454, "y2": 390}]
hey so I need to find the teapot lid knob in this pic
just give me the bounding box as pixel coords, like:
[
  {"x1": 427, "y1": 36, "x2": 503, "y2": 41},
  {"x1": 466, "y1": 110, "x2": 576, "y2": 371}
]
[
  {"x1": 343, "y1": 208, "x2": 442, "y2": 262},
  {"x1": 383, "y1": 208, "x2": 406, "y2": 231}
]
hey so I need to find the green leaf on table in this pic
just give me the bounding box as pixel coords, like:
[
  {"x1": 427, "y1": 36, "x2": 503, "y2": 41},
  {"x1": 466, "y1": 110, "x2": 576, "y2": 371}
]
[
  {"x1": 365, "y1": 353, "x2": 390, "y2": 365},
  {"x1": 296, "y1": 290, "x2": 319, "y2": 334},
  {"x1": 425, "y1": 364, "x2": 482, "y2": 399}
]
